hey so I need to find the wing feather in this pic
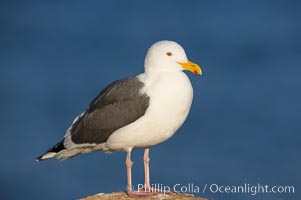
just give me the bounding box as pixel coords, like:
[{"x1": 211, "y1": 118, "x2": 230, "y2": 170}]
[{"x1": 68, "y1": 77, "x2": 149, "y2": 144}]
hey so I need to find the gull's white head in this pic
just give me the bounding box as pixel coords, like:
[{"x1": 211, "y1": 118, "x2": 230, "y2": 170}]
[{"x1": 144, "y1": 40, "x2": 202, "y2": 75}]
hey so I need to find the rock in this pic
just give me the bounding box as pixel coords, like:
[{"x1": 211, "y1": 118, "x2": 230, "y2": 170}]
[{"x1": 80, "y1": 191, "x2": 208, "y2": 200}]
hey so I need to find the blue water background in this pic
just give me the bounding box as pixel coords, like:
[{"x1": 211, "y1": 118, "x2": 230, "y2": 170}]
[{"x1": 0, "y1": 1, "x2": 300, "y2": 200}]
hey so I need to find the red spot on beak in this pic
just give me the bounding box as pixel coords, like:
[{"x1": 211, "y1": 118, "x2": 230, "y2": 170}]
[{"x1": 193, "y1": 70, "x2": 198, "y2": 74}]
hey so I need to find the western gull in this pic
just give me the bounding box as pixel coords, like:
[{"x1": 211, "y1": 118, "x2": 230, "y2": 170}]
[{"x1": 37, "y1": 40, "x2": 202, "y2": 196}]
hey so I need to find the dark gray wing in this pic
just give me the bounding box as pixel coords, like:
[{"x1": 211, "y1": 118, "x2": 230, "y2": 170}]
[{"x1": 69, "y1": 77, "x2": 150, "y2": 144}]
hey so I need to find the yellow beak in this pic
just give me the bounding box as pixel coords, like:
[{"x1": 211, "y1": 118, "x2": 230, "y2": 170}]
[{"x1": 177, "y1": 61, "x2": 202, "y2": 75}]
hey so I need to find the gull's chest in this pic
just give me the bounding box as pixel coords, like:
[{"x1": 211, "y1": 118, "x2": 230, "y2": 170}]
[{"x1": 145, "y1": 73, "x2": 193, "y2": 122}]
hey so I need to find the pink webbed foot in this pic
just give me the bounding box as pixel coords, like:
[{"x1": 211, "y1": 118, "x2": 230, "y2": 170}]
[
  {"x1": 142, "y1": 187, "x2": 175, "y2": 194},
  {"x1": 126, "y1": 190, "x2": 157, "y2": 197}
]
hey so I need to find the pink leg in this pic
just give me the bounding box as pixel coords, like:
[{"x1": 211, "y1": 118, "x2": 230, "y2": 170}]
[
  {"x1": 144, "y1": 148, "x2": 150, "y2": 190},
  {"x1": 125, "y1": 150, "x2": 133, "y2": 191},
  {"x1": 126, "y1": 148, "x2": 157, "y2": 197},
  {"x1": 142, "y1": 148, "x2": 173, "y2": 194}
]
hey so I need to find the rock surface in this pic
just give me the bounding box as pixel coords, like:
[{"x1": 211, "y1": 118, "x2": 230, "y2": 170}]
[{"x1": 80, "y1": 191, "x2": 208, "y2": 200}]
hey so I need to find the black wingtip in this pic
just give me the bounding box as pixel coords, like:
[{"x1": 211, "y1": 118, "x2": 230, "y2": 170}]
[
  {"x1": 48, "y1": 140, "x2": 65, "y2": 153},
  {"x1": 36, "y1": 155, "x2": 43, "y2": 162},
  {"x1": 36, "y1": 140, "x2": 65, "y2": 162}
]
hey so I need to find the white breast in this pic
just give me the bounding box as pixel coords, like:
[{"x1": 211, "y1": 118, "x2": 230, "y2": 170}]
[{"x1": 106, "y1": 71, "x2": 193, "y2": 151}]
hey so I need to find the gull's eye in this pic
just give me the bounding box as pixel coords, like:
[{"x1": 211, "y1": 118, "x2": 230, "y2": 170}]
[{"x1": 166, "y1": 52, "x2": 173, "y2": 56}]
